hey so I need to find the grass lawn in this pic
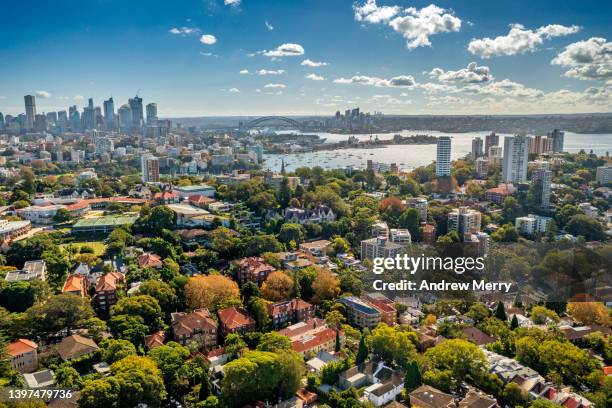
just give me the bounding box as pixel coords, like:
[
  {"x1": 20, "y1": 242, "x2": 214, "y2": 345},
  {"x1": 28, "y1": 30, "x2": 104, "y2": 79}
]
[{"x1": 60, "y1": 240, "x2": 107, "y2": 256}]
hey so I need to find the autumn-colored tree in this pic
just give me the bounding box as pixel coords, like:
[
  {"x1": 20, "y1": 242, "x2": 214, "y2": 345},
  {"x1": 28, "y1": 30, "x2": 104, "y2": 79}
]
[
  {"x1": 185, "y1": 275, "x2": 240, "y2": 311},
  {"x1": 311, "y1": 269, "x2": 340, "y2": 303},
  {"x1": 422, "y1": 314, "x2": 437, "y2": 326},
  {"x1": 567, "y1": 302, "x2": 611, "y2": 326},
  {"x1": 261, "y1": 272, "x2": 293, "y2": 302}
]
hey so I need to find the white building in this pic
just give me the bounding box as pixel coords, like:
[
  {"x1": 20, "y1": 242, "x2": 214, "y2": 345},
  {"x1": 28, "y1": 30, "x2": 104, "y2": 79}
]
[
  {"x1": 532, "y1": 168, "x2": 552, "y2": 208},
  {"x1": 173, "y1": 184, "x2": 216, "y2": 199},
  {"x1": 515, "y1": 214, "x2": 552, "y2": 235},
  {"x1": 578, "y1": 202, "x2": 598, "y2": 218},
  {"x1": 502, "y1": 135, "x2": 529, "y2": 183},
  {"x1": 360, "y1": 236, "x2": 404, "y2": 261},
  {"x1": 448, "y1": 207, "x2": 482, "y2": 235},
  {"x1": 389, "y1": 228, "x2": 411, "y2": 244},
  {"x1": 17, "y1": 204, "x2": 64, "y2": 224},
  {"x1": 436, "y1": 136, "x2": 451, "y2": 177}
]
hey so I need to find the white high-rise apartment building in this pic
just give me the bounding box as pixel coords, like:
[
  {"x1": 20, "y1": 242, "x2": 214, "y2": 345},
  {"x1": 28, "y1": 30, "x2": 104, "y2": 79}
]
[
  {"x1": 436, "y1": 136, "x2": 451, "y2": 177},
  {"x1": 532, "y1": 168, "x2": 552, "y2": 208},
  {"x1": 448, "y1": 207, "x2": 481, "y2": 235},
  {"x1": 24, "y1": 95, "x2": 36, "y2": 131},
  {"x1": 502, "y1": 135, "x2": 528, "y2": 183},
  {"x1": 596, "y1": 166, "x2": 612, "y2": 185},
  {"x1": 141, "y1": 154, "x2": 160, "y2": 183}
]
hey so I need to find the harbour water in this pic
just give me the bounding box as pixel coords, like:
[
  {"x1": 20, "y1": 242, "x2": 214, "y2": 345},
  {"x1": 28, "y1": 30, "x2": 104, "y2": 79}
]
[{"x1": 263, "y1": 130, "x2": 612, "y2": 172}]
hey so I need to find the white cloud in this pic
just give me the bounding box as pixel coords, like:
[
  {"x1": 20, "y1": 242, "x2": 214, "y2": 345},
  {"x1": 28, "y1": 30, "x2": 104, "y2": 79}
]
[
  {"x1": 169, "y1": 26, "x2": 200, "y2": 36},
  {"x1": 354, "y1": 2, "x2": 462, "y2": 49},
  {"x1": 239, "y1": 69, "x2": 249, "y2": 75},
  {"x1": 334, "y1": 74, "x2": 417, "y2": 88},
  {"x1": 74, "y1": 95, "x2": 85, "y2": 101},
  {"x1": 427, "y1": 62, "x2": 493, "y2": 83},
  {"x1": 224, "y1": 0, "x2": 240, "y2": 6},
  {"x1": 264, "y1": 83, "x2": 287, "y2": 88},
  {"x1": 305, "y1": 73, "x2": 325, "y2": 81},
  {"x1": 301, "y1": 59, "x2": 329, "y2": 67},
  {"x1": 551, "y1": 37, "x2": 612, "y2": 81},
  {"x1": 418, "y1": 82, "x2": 459, "y2": 94},
  {"x1": 461, "y1": 79, "x2": 544, "y2": 98},
  {"x1": 468, "y1": 23, "x2": 580, "y2": 58},
  {"x1": 200, "y1": 34, "x2": 217, "y2": 45},
  {"x1": 265, "y1": 21, "x2": 274, "y2": 31},
  {"x1": 257, "y1": 69, "x2": 286, "y2": 75},
  {"x1": 262, "y1": 43, "x2": 305, "y2": 57},
  {"x1": 426, "y1": 95, "x2": 466, "y2": 106},
  {"x1": 228, "y1": 88, "x2": 240, "y2": 93},
  {"x1": 36, "y1": 90, "x2": 51, "y2": 98},
  {"x1": 354, "y1": 0, "x2": 400, "y2": 23}
]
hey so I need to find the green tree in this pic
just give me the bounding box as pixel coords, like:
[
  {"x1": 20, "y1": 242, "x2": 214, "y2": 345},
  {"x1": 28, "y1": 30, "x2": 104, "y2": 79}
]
[
  {"x1": 138, "y1": 280, "x2": 177, "y2": 315},
  {"x1": 100, "y1": 339, "x2": 137, "y2": 364},
  {"x1": 356, "y1": 334, "x2": 369, "y2": 365},
  {"x1": 495, "y1": 301, "x2": 507, "y2": 321},
  {"x1": 108, "y1": 314, "x2": 149, "y2": 347},
  {"x1": 53, "y1": 208, "x2": 72, "y2": 223},
  {"x1": 278, "y1": 223, "x2": 305, "y2": 245},
  {"x1": 256, "y1": 332, "x2": 292, "y2": 352},
  {"x1": 145, "y1": 205, "x2": 175, "y2": 233},
  {"x1": 502, "y1": 382, "x2": 527, "y2": 407},
  {"x1": 25, "y1": 293, "x2": 94, "y2": 336},
  {"x1": 110, "y1": 356, "x2": 167, "y2": 407},
  {"x1": 404, "y1": 360, "x2": 422, "y2": 391},
  {"x1": 110, "y1": 295, "x2": 164, "y2": 332},
  {"x1": 55, "y1": 364, "x2": 82, "y2": 388},
  {"x1": 148, "y1": 341, "x2": 190, "y2": 394},
  {"x1": 565, "y1": 214, "x2": 606, "y2": 241}
]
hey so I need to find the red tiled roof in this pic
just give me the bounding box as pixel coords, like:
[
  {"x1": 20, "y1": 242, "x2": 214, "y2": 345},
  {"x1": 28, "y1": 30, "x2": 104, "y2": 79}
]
[
  {"x1": 62, "y1": 274, "x2": 86, "y2": 294},
  {"x1": 218, "y1": 306, "x2": 255, "y2": 330},
  {"x1": 138, "y1": 253, "x2": 163, "y2": 269},
  {"x1": 292, "y1": 327, "x2": 342, "y2": 353},
  {"x1": 145, "y1": 330, "x2": 165, "y2": 349},
  {"x1": 237, "y1": 257, "x2": 276, "y2": 275},
  {"x1": 171, "y1": 309, "x2": 217, "y2": 337},
  {"x1": 7, "y1": 339, "x2": 37, "y2": 356},
  {"x1": 268, "y1": 298, "x2": 313, "y2": 316},
  {"x1": 154, "y1": 191, "x2": 178, "y2": 199},
  {"x1": 82, "y1": 197, "x2": 148, "y2": 205},
  {"x1": 95, "y1": 271, "x2": 125, "y2": 292},
  {"x1": 64, "y1": 201, "x2": 90, "y2": 211},
  {"x1": 603, "y1": 366, "x2": 612, "y2": 375},
  {"x1": 188, "y1": 195, "x2": 215, "y2": 204}
]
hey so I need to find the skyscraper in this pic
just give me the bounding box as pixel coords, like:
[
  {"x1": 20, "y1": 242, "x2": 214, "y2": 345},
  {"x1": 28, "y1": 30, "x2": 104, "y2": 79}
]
[
  {"x1": 532, "y1": 167, "x2": 552, "y2": 208},
  {"x1": 24, "y1": 95, "x2": 36, "y2": 131},
  {"x1": 128, "y1": 96, "x2": 143, "y2": 129},
  {"x1": 436, "y1": 136, "x2": 451, "y2": 177},
  {"x1": 146, "y1": 103, "x2": 158, "y2": 125},
  {"x1": 83, "y1": 98, "x2": 96, "y2": 130},
  {"x1": 118, "y1": 104, "x2": 132, "y2": 130},
  {"x1": 485, "y1": 132, "x2": 499, "y2": 156},
  {"x1": 471, "y1": 137, "x2": 484, "y2": 159},
  {"x1": 502, "y1": 135, "x2": 528, "y2": 183},
  {"x1": 141, "y1": 154, "x2": 160, "y2": 183},
  {"x1": 0, "y1": 112, "x2": 4, "y2": 131},
  {"x1": 549, "y1": 129, "x2": 564, "y2": 153},
  {"x1": 103, "y1": 97, "x2": 115, "y2": 129}
]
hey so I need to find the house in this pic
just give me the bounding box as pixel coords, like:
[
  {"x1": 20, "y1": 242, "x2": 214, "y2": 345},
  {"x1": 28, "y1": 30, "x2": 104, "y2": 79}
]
[
  {"x1": 128, "y1": 185, "x2": 152, "y2": 200},
  {"x1": 188, "y1": 195, "x2": 216, "y2": 207},
  {"x1": 560, "y1": 324, "x2": 611, "y2": 343},
  {"x1": 462, "y1": 327, "x2": 495, "y2": 346},
  {"x1": 299, "y1": 240, "x2": 331, "y2": 256},
  {"x1": 458, "y1": 389, "x2": 498, "y2": 408},
  {"x1": 306, "y1": 350, "x2": 340, "y2": 373},
  {"x1": 409, "y1": 385, "x2": 455, "y2": 408},
  {"x1": 0, "y1": 219, "x2": 32, "y2": 242},
  {"x1": 138, "y1": 252, "x2": 163, "y2": 269},
  {"x1": 23, "y1": 369, "x2": 55, "y2": 389},
  {"x1": 153, "y1": 191, "x2": 180, "y2": 204},
  {"x1": 62, "y1": 274, "x2": 88, "y2": 297},
  {"x1": 339, "y1": 361, "x2": 404, "y2": 406},
  {"x1": 217, "y1": 306, "x2": 256, "y2": 337},
  {"x1": 94, "y1": 271, "x2": 125, "y2": 312},
  {"x1": 5, "y1": 260, "x2": 47, "y2": 282},
  {"x1": 171, "y1": 309, "x2": 218, "y2": 350},
  {"x1": 268, "y1": 298, "x2": 315, "y2": 328},
  {"x1": 16, "y1": 204, "x2": 65, "y2": 224},
  {"x1": 283, "y1": 205, "x2": 336, "y2": 224},
  {"x1": 167, "y1": 203, "x2": 228, "y2": 228},
  {"x1": 8, "y1": 339, "x2": 38, "y2": 373},
  {"x1": 56, "y1": 335, "x2": 99, "y2": 361},
  {"x1": 145, "y1": 330, "x2": 165, "y2": 350},
  {"x1": 235, "y1": 257, "x2": 276, "y2": 285},
  {"x1": 278, "y1": 318, "x2": 344, "y2": 356}
]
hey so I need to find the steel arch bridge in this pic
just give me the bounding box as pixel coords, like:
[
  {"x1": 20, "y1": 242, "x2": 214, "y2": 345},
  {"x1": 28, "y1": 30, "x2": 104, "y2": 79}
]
[{"x1": 242, "y1": 116, "x2": 303, "y2": 129}]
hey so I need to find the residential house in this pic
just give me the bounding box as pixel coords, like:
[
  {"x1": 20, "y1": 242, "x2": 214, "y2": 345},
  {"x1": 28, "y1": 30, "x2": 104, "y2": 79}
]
[
  {"x1": 153, "y1": 191, "x2": 180, "y2": 204},
  {"x1": 268, "y1": 298, "x2": 315, "y2": 328},
  {"x1": 56, "y1": 334, "x2": 99, "y2": 361},
  {"x1": 236, "y1": 257, "x2": 276, "y2": 285},
  {"x1": 339, "y1": 361, "x2": 404, "y2": 407},
  {"x1": 62, "y1": 274, "x2": 88, "y2": 297},
  {"x1": 171, "y1": 309, "x2": 218, "y2": 350},
  {"x1": 278, "y1": 318, "x2": 344, "y2": 357},
  {"x1": 8, "y1": 339, "x2": 38, "y2": 373},
  {"x1": 462, "y1": 327, "x2": 495, "y2": 346},
  {"x1": 94, "y1": 271, "x2": 125, "y2": 312},
  {"x1": 138, "y1": 252, "x2": 163, "y2": 269},
  {"x1": 409, "y1": 385, "x2": 455, "y2": 408},
  {"x1": 5, "y1": 260, "x2": 47, "y2": 282},
  {"x1": 145, "y1": 331, "x2": 165, "y2": 350},
  {"x1": 217, "y1": 306, "x2": 256, "y2": 337},
  {"x1": 23, "y1": 369, "x2": 55, "y2": 389}
]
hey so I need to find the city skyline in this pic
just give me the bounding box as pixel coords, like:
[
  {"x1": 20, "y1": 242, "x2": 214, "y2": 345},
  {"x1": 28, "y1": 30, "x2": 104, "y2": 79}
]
[{"x1": 0, "y1": 0, "x2": 610, "y2": 116}]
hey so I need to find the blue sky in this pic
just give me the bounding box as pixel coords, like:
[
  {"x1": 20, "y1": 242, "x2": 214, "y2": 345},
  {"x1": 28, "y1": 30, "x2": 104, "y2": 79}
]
[{"x1": 0, "y1": 0, "x2": 610, "y2": 116}]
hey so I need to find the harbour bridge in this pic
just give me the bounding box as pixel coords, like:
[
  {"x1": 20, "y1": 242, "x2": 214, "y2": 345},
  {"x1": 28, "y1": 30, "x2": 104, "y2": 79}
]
[{"x1": 240, "y1": 116, "x2": 304, "y2": 130}]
